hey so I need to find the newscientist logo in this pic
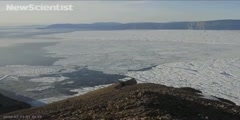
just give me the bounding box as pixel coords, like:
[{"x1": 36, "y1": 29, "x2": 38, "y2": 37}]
[{"x1": 6, "y1": 4, "x2": 73, "y2": 11}]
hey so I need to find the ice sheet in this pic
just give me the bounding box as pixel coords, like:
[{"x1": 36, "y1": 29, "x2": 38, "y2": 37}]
[
  {"x1": 1, "y1": 30, "x2": 240, "y2": 106},
  {"x1": 127, "y1": 58, "x2": 240, "y2": 105}
]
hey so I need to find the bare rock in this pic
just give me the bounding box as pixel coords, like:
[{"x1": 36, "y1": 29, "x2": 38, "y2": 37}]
[{"x1": 115, "y1": 78, "x2": 137, "y2": 89}]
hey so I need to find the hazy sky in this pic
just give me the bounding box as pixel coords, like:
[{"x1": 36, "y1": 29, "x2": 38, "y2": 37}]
[{"x1": 0, "y1": 1, "x2": 240, "y2": 26}]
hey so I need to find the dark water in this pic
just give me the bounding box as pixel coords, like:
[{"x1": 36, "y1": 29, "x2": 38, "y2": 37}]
[
  {"x1": 0, "y1": 42, "x2": 63, "y2": 67},
  {"x1": 50, "y1": 68, "x2": 125, "y2": 95},
  {"x1": 18, "y1": 68, "x2": 126, "y2": 96}
]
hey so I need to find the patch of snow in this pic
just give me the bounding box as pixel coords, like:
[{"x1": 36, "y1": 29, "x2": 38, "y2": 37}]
[
  {"x1": 118, "y1": 77, "x2": 134, "y2": 81},
  {"x1": 200, "y1": 93, "x2": 220, "y2": 101},
  {"x1": 70, "y1": 84, "x2": 111, "y2": 96}
]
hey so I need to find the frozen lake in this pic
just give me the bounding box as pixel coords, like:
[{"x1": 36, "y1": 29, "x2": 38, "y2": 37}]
[
  {"x1": 0, "y1": 30, "x2": 240, "y2": 105},
  {"x1": 0, "y1": 42, "x2": 62, "y2": 67}
]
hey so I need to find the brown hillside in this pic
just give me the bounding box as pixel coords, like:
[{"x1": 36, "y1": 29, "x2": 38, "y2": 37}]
[{"x1": 1, "y1": 80, "x2": 240, "y2": 120}]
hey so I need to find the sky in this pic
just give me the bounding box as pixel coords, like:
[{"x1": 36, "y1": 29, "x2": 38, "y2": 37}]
[{"x1": 0, "y1": 1, "x2": 240, "y2": 26}]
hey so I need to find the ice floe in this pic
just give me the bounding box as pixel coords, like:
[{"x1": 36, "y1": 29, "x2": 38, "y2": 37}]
[
  {"x1": 26, "y1": 86, "x2": 54, "y2": 92},
  {"x1": 29, "y1": 76, "x2": 68, "y2": 83}
]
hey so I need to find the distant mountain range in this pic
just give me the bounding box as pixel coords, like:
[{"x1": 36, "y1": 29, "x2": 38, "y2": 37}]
[{"x1": 43, "y1": 20, "x2": 240, "y2": 30}]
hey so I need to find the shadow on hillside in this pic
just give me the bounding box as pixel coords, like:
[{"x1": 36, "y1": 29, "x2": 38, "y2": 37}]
[
  {"x1": 143, "y1": 91, "x2": 240, "y2": 120},
  {"x1": 0, "y1": 88, "x2": 45, "y2": 107}
]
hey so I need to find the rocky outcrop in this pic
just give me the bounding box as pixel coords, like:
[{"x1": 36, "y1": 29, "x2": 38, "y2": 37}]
[{"x1": 114, "y1": 78, "x2": 137, "y2": 89}]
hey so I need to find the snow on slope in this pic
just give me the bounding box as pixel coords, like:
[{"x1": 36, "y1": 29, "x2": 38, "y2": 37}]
[{"x1": 126, "y1": 58, "x2": 240, "y2": 105}]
